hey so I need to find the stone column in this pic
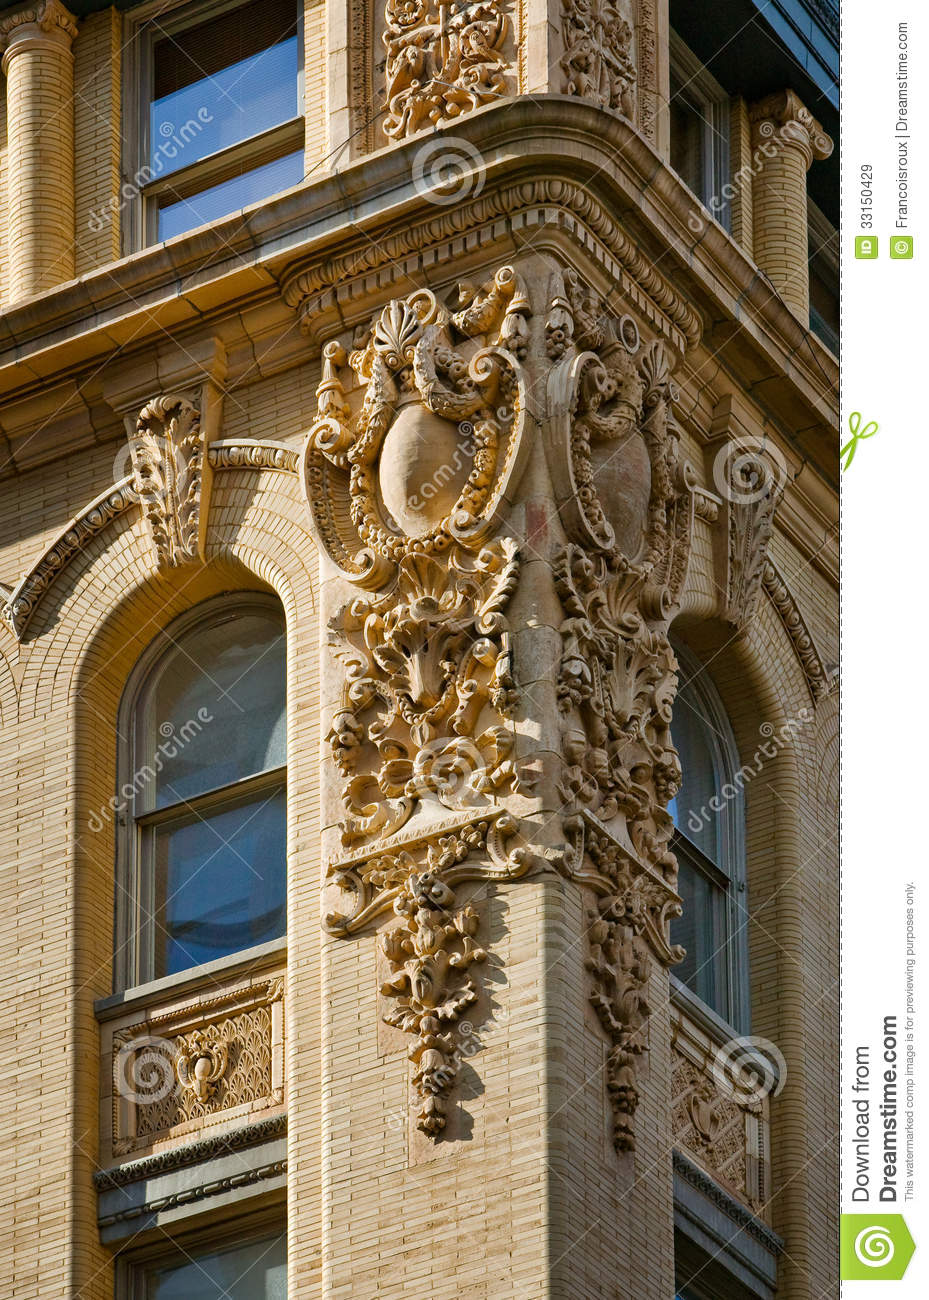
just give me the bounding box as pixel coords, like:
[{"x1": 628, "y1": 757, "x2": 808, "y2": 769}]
[
  {"x1": 0, "y1": 0, "x2": 78, "y2": 303},
  {"x1": 749, "y1": 90, "x2": 833, "y2": 319}
]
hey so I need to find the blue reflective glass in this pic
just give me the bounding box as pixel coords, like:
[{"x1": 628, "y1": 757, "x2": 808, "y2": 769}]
[
  {"x1": 157, "y1": 150, "x2": 304, "y2": 240},
  {"x1": 150, "y1": 35, "x2": 298, "y2": 177},
  {"x1": 151, "y1": 785, "x2": 286, "y2": 978},
  {"x1": 146, "y1": 611, "x2": 286, "y2": 810},
  {"x1": 146, "y1": 1232, "x2": 286, "y2": 1299}
]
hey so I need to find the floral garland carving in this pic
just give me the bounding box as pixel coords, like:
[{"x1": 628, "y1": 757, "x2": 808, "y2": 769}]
[
  {"x1": 381, "y1": 871, "x2": 485, "y2": 1134},
  {"x1": 382, "y1": 0, "x2": 511, "y2": 139},
  {"x1": 326, "y1": 812, "x2": 528, "y2": 1135},
  {"x1": 567, "y1": 814, "x2": 683, "y2": 1151},
  {"x1": 129, "y1": 395, "x2": 203, "y2": 568},
  {"x1": 560, "y1": 0, "x2": 636, "y2": 117}
]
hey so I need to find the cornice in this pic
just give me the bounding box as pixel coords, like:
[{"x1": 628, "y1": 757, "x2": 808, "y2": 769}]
[
  {"x1": 93, "y1": 1114, "x2": 287, "y2": 1190},
  {"x1": 0, "y1": 98, "x2": 836, "y2": 483},
  {"x1": 673, "y1": 1149, "x2": 784, "y2": 1256}
]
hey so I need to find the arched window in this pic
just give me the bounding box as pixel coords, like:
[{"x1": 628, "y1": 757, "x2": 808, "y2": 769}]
[
  {"x1": 668, "y1": 644, "x2": 748, "y2": 1029},
  {"x1": 117, "y1": 596, "x2": 287, "y2": 988}
]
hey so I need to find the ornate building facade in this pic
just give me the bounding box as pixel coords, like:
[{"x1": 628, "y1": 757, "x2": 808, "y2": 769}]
[{"x1": 0, "y1": 1, "x2": 839, "y2": 1297}]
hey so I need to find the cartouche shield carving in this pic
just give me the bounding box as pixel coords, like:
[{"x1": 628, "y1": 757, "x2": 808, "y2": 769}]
[
  {"x1": 307, "y1": 258, "x2": 698, "y2": 1146},
  {"x1": 302, "y1": 271, "x2": 529, "y2": 588}
]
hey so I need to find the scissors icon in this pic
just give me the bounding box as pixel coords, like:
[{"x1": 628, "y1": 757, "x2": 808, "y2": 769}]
[{"x1": 841, "y1": 412, "x2": 878, "y2": 471}]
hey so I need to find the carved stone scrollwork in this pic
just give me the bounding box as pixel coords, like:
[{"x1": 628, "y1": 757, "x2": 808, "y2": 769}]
[
  {"x1": 129, "y1": 395, "x2": 203, "y2": 568},
  {"x1": 559, "y1": 0, "x2": 637, "y2": 117},
  {"x1": 327, "y1": 538, "x2": 520, "y2": 848},
  {"x1": 307, "y1": 268, "x2": 535, "y2": 1139},
  {"x1": 382, "y1": 0, "x2": 512, "y2": 139},
  {"x1": 543, "y1": 267, "x2": 696, "y2": 1151},
  {"x1": 567, "y1": 812, "x2": 683, "y2": 1152},
  {"x1": 302, "y1": 271, "x2": 529, "y2": 587}
]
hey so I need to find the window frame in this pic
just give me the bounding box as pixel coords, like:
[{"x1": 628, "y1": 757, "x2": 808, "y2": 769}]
[
  {"x1": 808, "y1": 197, "x2": 840, "y2": 354},
  {"x1": 669, "y1": 31, "x2": 732, "y2": 231},
  {"x1": 669, "y1": 643, "x2": 750, "y2": 1033},
  {"x1": 116, "y1": 1206, "x2": 286, "y2": 1298},
  {"x1": 121, "y1": 0, "x2": 305, "y2": 253},
  {"x1": 114, "y1": 592, "x2": 287, "y2": 992}
]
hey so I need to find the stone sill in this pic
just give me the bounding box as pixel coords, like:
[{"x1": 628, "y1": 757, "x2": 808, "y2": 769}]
[{"x1": 94, "y1": 937, "x2": 286, "y2": 1022}]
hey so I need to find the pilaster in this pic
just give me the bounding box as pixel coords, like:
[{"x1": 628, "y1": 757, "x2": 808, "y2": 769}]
[{"x1": 0, "y1": 0, "x2": 78, "y2": 301}]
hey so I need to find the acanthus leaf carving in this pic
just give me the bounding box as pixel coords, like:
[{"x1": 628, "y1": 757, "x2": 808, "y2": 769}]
[
  {"x1": 559, "y1": 0, "x2": 637, "y2": 117},
  {"x1": 129, "y1": 394, "x2": 203, "y2": 568},
  {"x1": 382, "y1": 0, "x2": 512, "y2": 140}
]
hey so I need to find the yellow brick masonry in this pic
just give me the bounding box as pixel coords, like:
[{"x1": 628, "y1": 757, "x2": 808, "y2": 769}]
[
  {"x1": 0, "y1": 0, "x2": 79, "y2": 301},
  {"x1": 750, "y1": 90, "x2": 834, "y2": 319},
  {"x1": 0, "y1": 347, "x2": 838, "y2": 1297}
]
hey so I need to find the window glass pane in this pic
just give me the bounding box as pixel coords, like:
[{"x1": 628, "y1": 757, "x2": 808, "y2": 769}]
[
  {"x1": 144, "y1": 612, "x2": 286, "y2": 810},
  {"x1": 670, "y1": 856, "x2": 728, "y2": 1020},
  {"x1": 157, "y1": 150, "x2": 304, "y2": 240},
  {"x1": 144, "y1": 1230, "x2": 286, "y2": 1299},
  {"x1": 150, "y1": 36, "x2": 299, "y2": 177},
  {"x1": 670, "y1": 93, "x2": 705, "y2": 199},
  {"x1": 669, "y1": 682, "x2": 721, "y2": 864},
  {"x1": 147, "y1": 784, "x2": 286, "y2": 978}
]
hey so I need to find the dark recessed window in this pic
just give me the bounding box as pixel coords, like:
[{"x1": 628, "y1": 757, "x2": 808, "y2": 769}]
[
  {"x1": 669, "y1": 32, "x2": 731, "y2": 230},
  {"x1": 809, "y1": 201, "x2": 839, "y2": 353}
]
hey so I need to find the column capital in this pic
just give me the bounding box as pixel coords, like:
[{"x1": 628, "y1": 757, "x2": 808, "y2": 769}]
[
  {"x1": 749, "y1": 88, "x2": 833, "y2": 169},
  {"x1": 0, "y1": 0, "x2": 78, "y2": 71}
]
